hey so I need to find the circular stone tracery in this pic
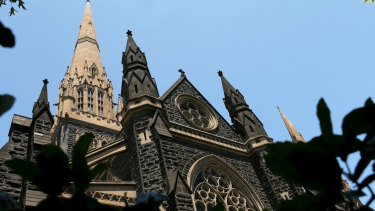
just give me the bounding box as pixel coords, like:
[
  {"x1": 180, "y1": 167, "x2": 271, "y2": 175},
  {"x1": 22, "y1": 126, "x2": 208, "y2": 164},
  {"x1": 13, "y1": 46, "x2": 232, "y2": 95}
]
[
  {"x1": 175, "y1": 94, "x2": 218, "y2": 131},
  {"x1": 193, "y1": 166, "x2": 259, "y2": 211}
]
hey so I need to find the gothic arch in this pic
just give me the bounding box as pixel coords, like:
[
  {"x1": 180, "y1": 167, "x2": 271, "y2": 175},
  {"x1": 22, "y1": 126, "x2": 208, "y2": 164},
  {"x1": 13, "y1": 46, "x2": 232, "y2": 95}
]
[{"x1": 187, "y1": 155, "x2": 264, "y2": 211}]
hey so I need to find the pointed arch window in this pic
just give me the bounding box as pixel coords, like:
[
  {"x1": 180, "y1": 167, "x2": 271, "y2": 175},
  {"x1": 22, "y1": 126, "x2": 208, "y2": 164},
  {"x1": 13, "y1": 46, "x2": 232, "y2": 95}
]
[
  {"x1": 78, "y1": 89, "x2": 84, "y2": 110},
  {"x1": 98, "y1": 92, "x2": 104, "y2": 115},
  {"x1": 189, "y1": 156, "x2": 263, "y2": 211},
  {"x1": 88, "y1": 89, "x2": 94, "y2": 112}
]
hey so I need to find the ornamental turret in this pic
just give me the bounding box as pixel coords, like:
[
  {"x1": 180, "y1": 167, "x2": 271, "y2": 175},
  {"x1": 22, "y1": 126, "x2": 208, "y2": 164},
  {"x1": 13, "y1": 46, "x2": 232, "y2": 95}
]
[
  {"x1": 121, "y1": 30, "x2": 159, "y2": 104},
  {"x1": 219, "y1": 71, "x2": 267, "y2": 140}
]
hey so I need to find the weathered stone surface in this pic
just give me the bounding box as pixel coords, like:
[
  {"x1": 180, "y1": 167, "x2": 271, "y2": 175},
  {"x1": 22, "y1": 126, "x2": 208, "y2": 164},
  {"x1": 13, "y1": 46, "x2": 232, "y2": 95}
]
[{"x1": 0, "y1": 121, "x2": 30, "y2": 204}]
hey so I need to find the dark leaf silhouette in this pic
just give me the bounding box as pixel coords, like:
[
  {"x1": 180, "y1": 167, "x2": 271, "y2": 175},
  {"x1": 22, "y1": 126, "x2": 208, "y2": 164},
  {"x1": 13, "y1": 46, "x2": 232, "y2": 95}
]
[
  {"x1": 71, "y1": 133, "x2": 94, "y2": 192},
  {"x1": 0, "y1": 94, "x2": 15, "y2": 116}
]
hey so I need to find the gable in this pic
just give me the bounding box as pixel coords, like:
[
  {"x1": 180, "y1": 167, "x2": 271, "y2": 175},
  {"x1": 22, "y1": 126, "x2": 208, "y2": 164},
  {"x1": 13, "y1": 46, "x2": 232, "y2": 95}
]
[{"x1": 161, "y1": 77, "x2": 243, "y2": 143}]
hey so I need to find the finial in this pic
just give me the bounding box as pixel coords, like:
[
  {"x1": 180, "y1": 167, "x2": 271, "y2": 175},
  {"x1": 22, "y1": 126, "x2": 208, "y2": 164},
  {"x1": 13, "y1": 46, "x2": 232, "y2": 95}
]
[
  {"x1": 218, "y1": 70, "x2": 223, "y2": 76},
  {"x1": 43, "y1": 79, "x2": 49, "y2": 84},
  {"x1": 87, "y1": 0, "x2": 90, "y2": 3},
  {"x1": 126, "y1": 30, "x2": 132, "y2": 36},
  {"x1": 178, "y1": 69, "x2": 185, "y2": 76}
]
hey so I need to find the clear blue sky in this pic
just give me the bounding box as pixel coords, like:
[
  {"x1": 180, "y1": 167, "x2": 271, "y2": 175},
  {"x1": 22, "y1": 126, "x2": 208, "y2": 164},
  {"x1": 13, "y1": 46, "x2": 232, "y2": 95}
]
[{"x1": 0, "y1": 0, "x2": 374, "y2": 206}]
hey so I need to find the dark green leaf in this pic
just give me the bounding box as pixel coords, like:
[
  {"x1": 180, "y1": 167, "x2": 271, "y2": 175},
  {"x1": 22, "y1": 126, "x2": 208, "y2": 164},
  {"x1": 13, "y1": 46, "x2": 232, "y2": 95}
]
[
  {"x1": 345, "y1": 190, "x2": 366, "y2": 198},
  {"x1": 71, "y1": 133, "x2": 94, "y2": 192},
  {"x1": 9, "y1": 6, "x2": 16, "y2": 16},
  {"x1": 309, "y1": 135, "x2": 362, "y2": 159},
  {"x1": 275, "y1": 195, "x2": 322, "y2": 211},
  {"x1": 340, "y1": 99, "x2": 375, "y2": 161},
  {"x1": 357, "y1": 206, "x2": 374, "y2": 211},
  {"x1": 265, "y1": 142, "x2": 342, "y2": 197},
  {"x1": 351, "y1": 151, "x2": 375, "y2": 181},
  {"x1": 35, "y1": 144, "x2": 70, "y2": 196},
  {"x1": 365, "y1": 98, "x2": 374, "y2": 107},
  {"x1": 358, "y1": 174, "x2": 375, "y2": 190},
  {"x1": 212, "y1": 202, "x2": 225, "y2": 211},
  {"x1": 90, "y1": 163, "x2": 108, "y2": 181},
  {"x1": 317, "y1": 98, "x2": 333, "y2": 137},
  {"x1": 17, "y1": 0, "x2": 25, "y2": 10},
  {"x1": 5, "y1": 159, "x2": 40, "y2": 181},
  {"x1": 0, "y1": 94, "x2": 15, "y2": 116},
  {"x1": 37, "y1": 196, "x2": 66, "y2": 211}
]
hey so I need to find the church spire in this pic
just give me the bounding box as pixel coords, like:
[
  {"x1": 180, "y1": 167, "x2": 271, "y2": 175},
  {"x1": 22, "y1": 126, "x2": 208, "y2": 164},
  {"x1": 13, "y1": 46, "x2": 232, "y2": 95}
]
[
  {"x1": 33, "y1": 79, "x2": 49, "y2": 118},
  {"x1": 53, "y1": 2, "x2": 117, "y2": 125},
  {"x1": 121, "y1": 30, "x2": 159, "y2": 103},
  {"x1": 277, "y1": 106, "x2": 306, "y2": 143},
  {"x1": 77, "y1": 1, "x2": 97, "y2": 42},
  {"x1": 218, "y1": 71, "x2": 267, "y2": 139},
  {"x1": 69, "y1": 0, "x2": 104, "y2": 79}
]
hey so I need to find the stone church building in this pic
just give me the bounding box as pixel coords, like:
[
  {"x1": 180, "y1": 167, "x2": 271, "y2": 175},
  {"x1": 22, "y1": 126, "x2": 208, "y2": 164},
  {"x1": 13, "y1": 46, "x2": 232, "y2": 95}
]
[{"x1": 0, "y1": 2, "x2": 305, "y2": 210}]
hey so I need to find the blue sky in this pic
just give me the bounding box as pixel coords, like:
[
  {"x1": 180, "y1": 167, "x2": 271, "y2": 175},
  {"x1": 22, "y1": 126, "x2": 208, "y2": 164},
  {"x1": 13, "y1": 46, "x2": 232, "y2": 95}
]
[{"x1": 0, "y1": 0, "x2": 374, "y2": 206}]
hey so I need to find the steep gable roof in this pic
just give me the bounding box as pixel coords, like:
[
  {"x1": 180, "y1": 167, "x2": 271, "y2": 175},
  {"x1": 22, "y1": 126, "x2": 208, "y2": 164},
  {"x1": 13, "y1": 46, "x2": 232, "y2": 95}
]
[{"x1": 160, "y1": 74, "x2": 244, "y2": 143}]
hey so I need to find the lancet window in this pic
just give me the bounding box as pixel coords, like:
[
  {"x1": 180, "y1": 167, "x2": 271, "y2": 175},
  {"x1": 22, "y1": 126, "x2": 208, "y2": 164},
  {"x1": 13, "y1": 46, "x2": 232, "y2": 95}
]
[
  {"x1": 88, "y1": 89, "x2": 94, "y2": 112},
  {"x1": 191, "y1": 164, "x2": 261, "y2": 211},
  {"x1": 78, "y1": 89, "x2": 84, "y2": 110},
  {"x1": 98, "y1": 92, "x2": 104, "y2": 115}
]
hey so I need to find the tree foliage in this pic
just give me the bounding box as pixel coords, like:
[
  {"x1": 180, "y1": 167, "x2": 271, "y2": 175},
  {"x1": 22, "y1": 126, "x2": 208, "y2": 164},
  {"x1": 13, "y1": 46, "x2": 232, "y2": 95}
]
[
  {"x1": 3, "y1": 133, "x2": 169, "y2": 211},
  {"x1": 265, "y1": 98, "x2": 375, "y2": 211},
  {"x1": 0, "y1": 0, "x2": 26, "y2": 16}
]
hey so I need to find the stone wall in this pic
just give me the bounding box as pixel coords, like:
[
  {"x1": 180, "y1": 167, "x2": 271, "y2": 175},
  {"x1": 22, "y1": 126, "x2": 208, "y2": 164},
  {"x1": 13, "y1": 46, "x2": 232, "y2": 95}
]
[
  {"x1": 0, "y1": 123, "x2": 30, "y2": 205},
  {"x1": 250, "y1": 151, "x2": 300, "y2": 207},
  {"x1": 56, "y1": 121, "x2": 118, "y2": 157},
  {"x1": 157, "y1": 135, "x2": 273, "y2": 210},
  {"x1": 124, "y1": 111, "x2": 168, "y2": 195}
]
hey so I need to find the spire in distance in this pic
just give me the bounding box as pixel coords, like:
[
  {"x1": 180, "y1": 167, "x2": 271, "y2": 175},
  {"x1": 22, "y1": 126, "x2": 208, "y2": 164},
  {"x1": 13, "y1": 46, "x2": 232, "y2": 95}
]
[
  {"x1": 277, "y1": 106, "x2": 306, "y2": 143},
  {"x1": 33, "y1": 79, "x2": 50, "y2": 117}
]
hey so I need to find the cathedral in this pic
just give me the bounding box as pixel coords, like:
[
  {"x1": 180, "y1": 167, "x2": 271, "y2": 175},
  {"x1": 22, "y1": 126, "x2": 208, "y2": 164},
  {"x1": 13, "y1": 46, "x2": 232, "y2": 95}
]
[{"x1": 0, "y1": 1, "x2": 304, "y2": 210}]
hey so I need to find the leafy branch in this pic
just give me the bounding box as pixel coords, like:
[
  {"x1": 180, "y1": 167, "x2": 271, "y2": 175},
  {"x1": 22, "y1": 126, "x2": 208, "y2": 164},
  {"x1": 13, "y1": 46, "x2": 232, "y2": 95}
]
[
  {"x1": 265, "y1": 98, "x2": 375, "y2": 211},
  {"x1": 0, "y1": 0, "x2": 26, "y2": 16}
]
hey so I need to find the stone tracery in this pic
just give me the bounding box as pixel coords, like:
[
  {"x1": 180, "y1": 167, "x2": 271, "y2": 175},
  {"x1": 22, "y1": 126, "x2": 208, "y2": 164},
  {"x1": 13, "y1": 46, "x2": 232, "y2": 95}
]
[{"x1": 193, "y1": 166, "x2": 259, "y2": 211}]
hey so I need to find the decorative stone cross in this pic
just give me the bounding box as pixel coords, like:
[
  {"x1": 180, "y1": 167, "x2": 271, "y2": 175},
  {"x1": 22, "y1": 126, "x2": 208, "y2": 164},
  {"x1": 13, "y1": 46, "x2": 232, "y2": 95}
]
[{"x1": 126, "y1": 30, "x2": 132, "y2": 36}]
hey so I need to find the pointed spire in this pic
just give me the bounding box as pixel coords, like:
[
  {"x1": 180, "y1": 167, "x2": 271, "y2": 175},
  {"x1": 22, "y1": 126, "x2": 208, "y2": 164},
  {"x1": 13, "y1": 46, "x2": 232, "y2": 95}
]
[
  {"x1": 125, "y1": 30, "x2": 139, "y2": 52},
  {"x1": 121, "y1": 30, "x2": 159, "y2": 102},
  {"x1": 277, "y1": 106, "x2": 306, "y2": 143},
  {"x1": 69, "y1": 1, "x2": 103, "y2": 79},
  {"x1": 218, "y1": 71, "x2": 267, "y2": 139},
  {"x1": 54, "y1": 2, "x2": 117, "y2": 122},
  {"x1": 218, "y1": 71, "x2": 238, "y2": 102},
  {"x1": 33, "y1": 79, "x2": 50, "y2": 117},
  {"x1": 77, "y1": 1, "x2": 97, "y2": 41}
]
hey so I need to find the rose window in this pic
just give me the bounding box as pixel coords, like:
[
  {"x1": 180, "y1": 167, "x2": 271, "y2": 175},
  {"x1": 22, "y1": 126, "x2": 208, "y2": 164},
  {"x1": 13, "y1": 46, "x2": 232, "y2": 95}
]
[
  {"x1": 175, "y1": 94, "x2": 218, "y2": 131},
  {"x1": 193, "y1": 167, "x2": 259, "y2": 211}
]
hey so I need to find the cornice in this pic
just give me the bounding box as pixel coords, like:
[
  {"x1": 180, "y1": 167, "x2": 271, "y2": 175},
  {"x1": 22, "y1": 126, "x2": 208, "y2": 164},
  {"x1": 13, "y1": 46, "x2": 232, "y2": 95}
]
[
  {"x1": 75, "y1": 36, "x2": 100, "y2": 51},
  {"x1": 169, "y1": 122, "x2": 272, "y2": 157}
]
